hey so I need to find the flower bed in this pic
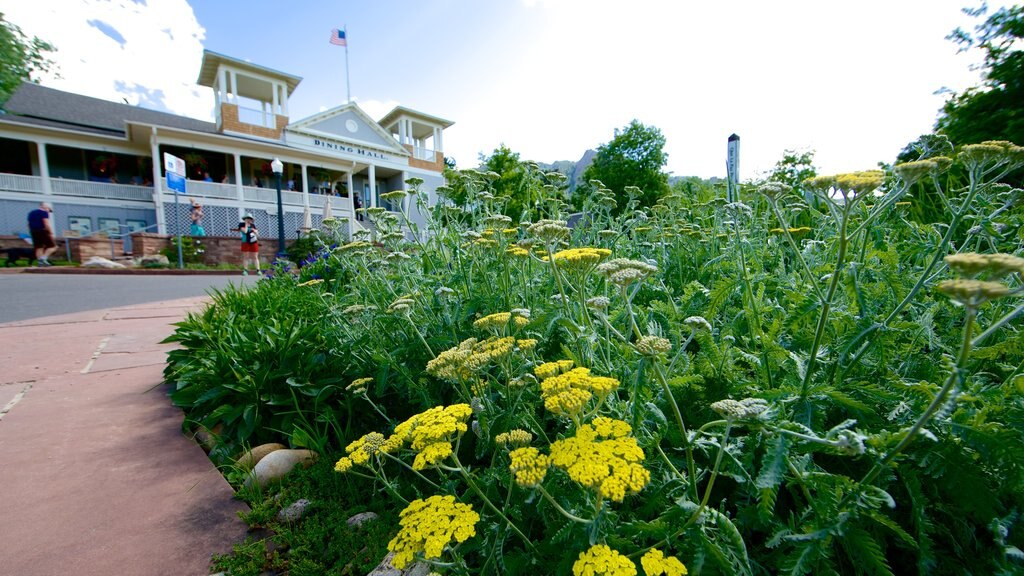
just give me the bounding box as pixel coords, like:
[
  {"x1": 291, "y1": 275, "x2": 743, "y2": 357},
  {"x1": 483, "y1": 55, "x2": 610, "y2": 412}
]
[{"x1": 167, "y1": 142, "x2": 1024, "y2": 575}]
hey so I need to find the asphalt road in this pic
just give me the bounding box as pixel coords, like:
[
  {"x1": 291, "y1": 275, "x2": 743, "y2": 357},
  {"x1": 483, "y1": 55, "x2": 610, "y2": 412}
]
[{"x1": 0, "y1": 273, "x2": 254, "y2": 323}]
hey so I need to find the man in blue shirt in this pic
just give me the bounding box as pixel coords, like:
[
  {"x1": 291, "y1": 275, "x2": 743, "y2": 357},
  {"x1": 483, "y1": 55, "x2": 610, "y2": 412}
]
[{"x1": 27, "y1": 202, "x2": 57, "y2": 266}]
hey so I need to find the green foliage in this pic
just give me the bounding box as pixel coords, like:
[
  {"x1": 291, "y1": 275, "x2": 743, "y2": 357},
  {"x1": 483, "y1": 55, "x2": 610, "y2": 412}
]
[
  {"x1": 169, "y1": 141, "x2": 1024, "y2": 574},
  {"x1": 936, "y1": 4, "x2": 1024, "y2": 159},
  {"x1": 480, "y1": 145, "x2": 535, "y2": 222},
  {"x1": 160, "y1": 236, "x2": 205, "y2": 265},
  {"x1": 581, "y1": 119, "x2": 671, "y2": 211},
  {"x1": 0, "y1": 13, "x2": 55, "y2": 105}
]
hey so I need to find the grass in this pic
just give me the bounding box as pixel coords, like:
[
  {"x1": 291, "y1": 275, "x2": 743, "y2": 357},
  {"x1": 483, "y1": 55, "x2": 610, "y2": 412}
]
[{"x1": 211, "y1": 458, "x2": 398, "y2": 576}]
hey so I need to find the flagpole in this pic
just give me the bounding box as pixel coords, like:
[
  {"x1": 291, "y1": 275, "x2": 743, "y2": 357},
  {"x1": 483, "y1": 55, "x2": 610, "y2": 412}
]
[{"x1": 344, "y1": 25, "x2": 351, "y2": 103}]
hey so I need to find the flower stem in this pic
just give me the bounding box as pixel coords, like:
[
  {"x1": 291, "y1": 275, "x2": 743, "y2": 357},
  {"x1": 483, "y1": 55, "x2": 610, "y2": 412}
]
[{"x1": 452, "y1": 454, "x2": 535, "y2": 550}]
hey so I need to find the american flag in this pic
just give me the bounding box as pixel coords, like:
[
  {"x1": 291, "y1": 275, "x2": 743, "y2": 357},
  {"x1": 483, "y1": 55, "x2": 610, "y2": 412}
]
[{"x1": 329, "y1": 28, "x2": 347, "y2": 46}]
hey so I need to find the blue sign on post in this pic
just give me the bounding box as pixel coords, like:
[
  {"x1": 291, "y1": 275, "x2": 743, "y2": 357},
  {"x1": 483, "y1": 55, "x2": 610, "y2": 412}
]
[
  {"x1": 166, "y1": 171, "x2": 186, "y2": 194},
  {"x1": 164, "y1": 152, "x2": 187, "y2": 269}
]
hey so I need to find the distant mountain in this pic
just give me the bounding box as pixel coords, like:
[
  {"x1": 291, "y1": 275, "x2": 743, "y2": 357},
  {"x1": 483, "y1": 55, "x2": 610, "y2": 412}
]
[{"x1": 537, "y1": 149, "x2": 596, "y2": 192}]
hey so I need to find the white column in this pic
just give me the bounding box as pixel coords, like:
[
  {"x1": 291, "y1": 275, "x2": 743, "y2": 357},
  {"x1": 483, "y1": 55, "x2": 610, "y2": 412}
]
[
  {"x1": 368, "y1": 164, "x2": 377, "y2": 208},
  {"x1": 229, "y1": 71, "x2": 237, "y2": 102},
  {"x1": 149, "y1": 129, "x2": 166, "y2": 234},
  {"x1": 233, "y1": 153, "x2": 245, "y2": 222},
  {"x1": 406, "y1": 120, "x2": 414, "y2": 145},
  {"x1": 401, "y1": 170, "x2": 409, "y2": 213},
  {"x1": 36, "y1": 142, "x2": 52, "y2": 196},
  {"x1": 436, "y1": 128, "x2": 443, "y2": 153},
  {"x1": 281, "y1": 85, "x2": 288, "y2": 117},
  {"x1": 346, "y1": 171, "x2": 354, "y2": 213},
  {"x1": 272, "y1": 82, "x2": 279, "y2": 115}
]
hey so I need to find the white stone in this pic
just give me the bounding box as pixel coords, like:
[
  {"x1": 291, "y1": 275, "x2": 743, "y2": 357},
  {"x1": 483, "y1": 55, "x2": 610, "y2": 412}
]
[
  {"x1": 82, "y1": 256, "x2": 127, "y2": 269},
  {"x1": 276, "y1": 498, "x2": 311, "y2": 523},
  {"x1": 244, "y1": 449, "x2": 317, "y2": 489},
  {"x1": 138, "y1": 254, "x2": 170, "y2": 266},
  {"x1": 366, "y1": 552, "x2": 430, "y2": 576},
  {"x1": 236, "y1": 443, "x2": 286, "y2": 470},
  {"x1": 346, "y1": 511, "x2": 379, "y2": 528}
]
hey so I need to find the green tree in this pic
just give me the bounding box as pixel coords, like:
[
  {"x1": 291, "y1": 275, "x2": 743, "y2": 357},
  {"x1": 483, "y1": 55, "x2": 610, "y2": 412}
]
[
  {"x1": 0, "y1": 13, "x2": 55, "y2": 105},
  {"x1": 936, "y1": 3, "x2": 1024, "y2": 146},
  {"x1": 481, "y1": 145, "x2": 534, "y2": 221},
  {"x1": 581, "y1": 120, "x2": 671, "y2": 211},
  {"x1": 767, "y1": 149, "x2": 817, "y2": 189}
]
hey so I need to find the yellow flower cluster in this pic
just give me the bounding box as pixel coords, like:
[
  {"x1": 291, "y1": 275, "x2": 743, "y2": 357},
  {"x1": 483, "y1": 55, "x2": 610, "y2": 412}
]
[
  {"x1": 945, "y1": 252, "x2": 1024, "y2": 278},
  {"x1": 385, "y1": 404, "x2": 473, "y2": 470},
  {"x1": 769, "y1": 226, "x2": 811, "y2": 236},
  {"x1": 507, "y1": 246, "x2": 530, "y2": 257},
  {"x1": 427, "y1": 337, "x2": 529, "y2": 382},
  {"x1": 508, "y1": 446, "x2": 549, "y2": 487},
  {"x1": 495, "y1": 428, "x2": 534, "y2": 447},
  {"x1": 540, "y1": 367, "x2": 620, "y2": 417},
  {"x1": 634, "y1": 335, "x2": 671, "y2": 357},
  {"x1": 937, "y1": 279, "x2": 1010, "y2": 306},
  {"x1": 297, "y1": 278, "x2": 324, "y2": 287},
  {"x1": 549, "y1": 417, "x2": 649, "y2": 501},
  {"x1": 334, "y1": 431, "x2": 388, "y2": 471},
  {"x1": 535, "y1": 359, "x2": 576, "y2": 380},
  {"x1": 548, "y1": 247, "x2": 613, "y2": 268},
  {"x1": 387, "y1": 495, "x2": 480, "y2": 569},
  {"x1": 346, "y1": 377, "x2": 373, "y2": 394},
  {"x1": 641, "y1": 549, "x2": 688, "y2": 576},
  {"x1": 572, "y1": 544, "x2": 637, "y2": 576},
  {"x1": 474, "y1": 311, "x2": 529, "y2": 332}
]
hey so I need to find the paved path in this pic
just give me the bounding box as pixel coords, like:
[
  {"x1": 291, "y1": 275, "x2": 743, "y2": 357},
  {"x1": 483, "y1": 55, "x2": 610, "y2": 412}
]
[
  {"x1": 0, "y1": 297, "x2": 248, "y2": 576},
  {"x1": 0, "y1": 272, "x2": 253, "y2": 324}
]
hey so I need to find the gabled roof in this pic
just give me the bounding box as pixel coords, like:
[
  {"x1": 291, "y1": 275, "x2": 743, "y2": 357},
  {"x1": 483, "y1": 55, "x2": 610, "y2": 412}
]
[
  {"x1": 197, "y1": 50, "x2": 302, "y2": 95},
  {"x1": 378, "y1": 106, "x2": 454, "y2": 130},
  {"x1": 2, "y1": 82, "x2": 216, "y2": 136},
  {"x1": 287, "y1": 102, "x2": 409, "y2": 155}
]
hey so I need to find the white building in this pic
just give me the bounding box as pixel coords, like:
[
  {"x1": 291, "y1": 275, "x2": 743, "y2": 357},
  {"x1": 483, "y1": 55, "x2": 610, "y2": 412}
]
[{"x1": 0, "y1": 50, "x2": 452, "y2": 243}]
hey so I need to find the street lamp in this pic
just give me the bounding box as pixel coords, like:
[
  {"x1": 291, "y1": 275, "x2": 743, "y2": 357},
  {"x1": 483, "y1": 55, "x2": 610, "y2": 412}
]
[{"x1": 271, "y1": 157, "x2": 285, "y2": 259}]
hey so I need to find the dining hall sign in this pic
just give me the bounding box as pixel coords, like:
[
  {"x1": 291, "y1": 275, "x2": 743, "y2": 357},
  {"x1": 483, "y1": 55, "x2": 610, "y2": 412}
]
[{"x1": 290, "y1": 134, "x2": 394, "y2": 162}]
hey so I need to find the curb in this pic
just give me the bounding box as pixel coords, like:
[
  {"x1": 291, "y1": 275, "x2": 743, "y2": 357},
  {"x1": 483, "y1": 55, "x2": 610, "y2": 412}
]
[{"x1": 20, "y1": 267, "x2": 244, "y2": 275}]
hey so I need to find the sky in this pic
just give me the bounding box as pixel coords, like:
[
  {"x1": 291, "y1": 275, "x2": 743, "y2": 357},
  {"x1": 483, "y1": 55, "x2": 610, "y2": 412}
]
[{"x1": 0, "y1": 0, "x2": 1005, "y2": 180}]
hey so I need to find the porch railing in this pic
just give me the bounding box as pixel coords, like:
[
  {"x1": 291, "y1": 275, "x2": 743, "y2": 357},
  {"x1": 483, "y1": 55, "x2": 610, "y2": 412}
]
[
  {"x1": 0, "y1": 173, "x2": 44, "y2": 193},
  {"x1": 52, "y1": 179, "x2": 153, "y2": 202},
  {"x1": 237, "y1": 105, "x2": 276, "y2": 129},
  {"x1": 181, "y1": 180, "x2": 237, "y2": 199}
]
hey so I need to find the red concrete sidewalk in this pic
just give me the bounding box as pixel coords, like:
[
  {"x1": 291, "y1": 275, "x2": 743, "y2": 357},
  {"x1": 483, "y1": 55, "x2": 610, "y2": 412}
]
[{"x1": 0, "y1": 299, "x2": 247, "y2": 576}]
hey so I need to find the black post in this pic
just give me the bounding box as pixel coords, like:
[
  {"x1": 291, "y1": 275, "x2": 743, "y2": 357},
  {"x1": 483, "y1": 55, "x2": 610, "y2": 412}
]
[{"x1": 275, "y1": 172, "x2": 285, "y2": 259}]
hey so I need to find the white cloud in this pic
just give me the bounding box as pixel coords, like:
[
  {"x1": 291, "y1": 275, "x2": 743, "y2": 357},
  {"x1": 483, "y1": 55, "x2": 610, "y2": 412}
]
[{"x1": 1, "y1": 0, "x2": 212, "y2": 121}]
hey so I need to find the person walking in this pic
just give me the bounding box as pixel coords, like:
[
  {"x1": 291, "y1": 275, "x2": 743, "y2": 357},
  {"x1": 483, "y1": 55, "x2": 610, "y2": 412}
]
[
  {"x1": 27, "y1": 202, "x2": 57, "y2": 266},
  {"x1": 189, "y1": 200, "x2": 206, "y2": 236},
  {"x1": 234, "y1": 213, "x2": 260, "y2": 275}
]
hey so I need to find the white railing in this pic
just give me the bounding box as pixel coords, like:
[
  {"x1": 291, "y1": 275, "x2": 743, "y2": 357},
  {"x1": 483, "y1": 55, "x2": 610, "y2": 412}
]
[
  {"x1": 0, "y1": 173, "x2": 44, "y2": 193},
  {"x1": 237, "y1": 105, "x2": 276, "y2": 128},
  {"x1": 182, "y1": 180, "x2": 237, "y2": 199},
  {"x1": 413, "y1": 147, "x2": 436, "y2": 161},
  {"x1": 51, "y1": 179, "x2": 153, "y2": 202}
]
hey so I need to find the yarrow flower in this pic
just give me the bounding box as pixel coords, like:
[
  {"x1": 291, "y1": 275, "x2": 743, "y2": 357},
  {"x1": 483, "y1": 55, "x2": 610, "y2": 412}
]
[
  {"x1": 549, "y1": 417, "x2": 649, "y2": 501},
  {"x1": 495, "y1": 428, "x2": 534, "y2": 447},
  {"x1": 634, "y1": 335, "x2": 672, "y2": 357},
  {"x1": 597, "y1": 258, "x2": 659, "y2": 287},
  {"x1": 474, "y1": 311, "x2": 530, "y2": 332},
  {"x1": 587, "y1": 296, "x2": 611, "y2": 311},
  {"x1": 945, "y1": 252, "x2": 1024, "y2": 278},
  {"x1": 346, "y1": 376, "x2": 373, "y2": 394},
  {"x1": 527, "y1": 219, "x2": 571, "y2": 243},
  {"x1": 508, "y1": 446, "x2": 549, "y2": 487},
  {"x1": 380, "y1": 189, "x2": 407, "y2": 201},
  {"x1": 710, "y1": 397, "x2": 769, "y2": 421},
  {"x1": 387, "y1": 495, "x2": 479, "y2": 569},
  {"x1": 641, "y1": 548, "x2": 688, "y2": 576},
  {"x1": 427, "y1": 337, "x2": 521, "y2": 382},
  {"x1": 380, "y1": 404, "x2": 474, "y2": 470},
  {"x1": 757, "y1": 181, "x2": 792, "y2": 199},
  {"x1": 333, "y1": 431, "x2": 387, "y2": 472},
  {"x1": 893, "y1": 159, "x2": 939, "y2": 184},
  {"x1": 548, "y1": 247, "x2": 613, "y2": 268},
  {"x1": 297, "y1": 278, "x2": 324, "y2": 287},
  {"x1": 937, "y1": 279, "x2": 1010, "y2": 306},
  {"x1": 540, "y1": 367, "x2": 620, "y2": 417},
  {"x1": 535, "y1": 359, "x2": 576, "y2": 380},
  {"x1": 684, "y1": 316, "x2": 712, "y2": 332},
  {"x1": 388, "y1": 296, "x2": 416, "y2": 313},
  {"x1": 572, "y1": 544, "x2": 637, "y2": 576}
]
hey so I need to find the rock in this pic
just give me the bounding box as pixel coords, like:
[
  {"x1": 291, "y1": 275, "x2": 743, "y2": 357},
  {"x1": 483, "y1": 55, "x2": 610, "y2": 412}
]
[
  {"x1": 366, "y1": 552, "x2": 430, "y2": 576},
  {"x1": 276, "y1": 498, "x2": 311, "y2": 523},
  {"x1": 237, "y1": 443, "x2": 286, "y2": 470},
  {"x1": 138, "y1": 254, "x2": 169, "y2": 267},
  {"x1": 192, "y1": 423, "x2": 223, "y2": 452},
  {"x1": 346, "y1": 511, "x2": 379, "y2": 528},
  {"x1": 82, "y1": 256, "x2": 127, "y2": 268},
  {"x1": 244, "y1": 449, "x2": 317, "y2": 489}
]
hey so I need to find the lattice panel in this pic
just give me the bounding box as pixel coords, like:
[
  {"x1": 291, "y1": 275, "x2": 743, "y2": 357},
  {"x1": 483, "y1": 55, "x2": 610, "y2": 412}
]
[{"x1": 164, "y1": 203, "x2": 243, "y2": 237}]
